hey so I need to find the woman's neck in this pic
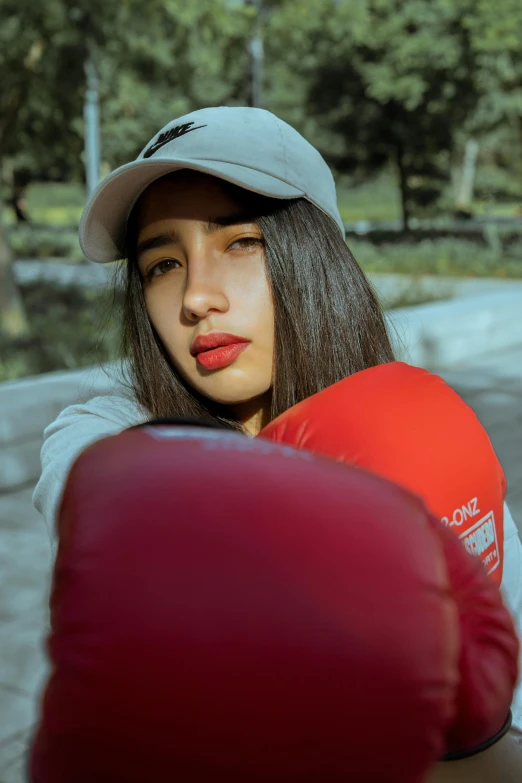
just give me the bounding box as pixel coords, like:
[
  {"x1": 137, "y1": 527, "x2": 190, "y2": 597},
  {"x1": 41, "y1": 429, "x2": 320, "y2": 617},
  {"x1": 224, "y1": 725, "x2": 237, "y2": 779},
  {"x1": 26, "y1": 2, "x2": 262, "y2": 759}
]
[{"x1": 233, "y1": 391, "x2": 272, "y2": 436}]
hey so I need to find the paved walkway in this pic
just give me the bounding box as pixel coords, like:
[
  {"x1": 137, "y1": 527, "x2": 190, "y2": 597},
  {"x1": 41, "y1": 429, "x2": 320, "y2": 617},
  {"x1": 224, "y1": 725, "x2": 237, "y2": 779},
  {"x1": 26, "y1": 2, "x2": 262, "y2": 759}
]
[
  {"x1": 0, "y1": 347, "x2": 521, "y2": 782},
  {"x1": 0, "y1": 491, "x2": 50, "y2": 783},
  {"x1": 440, "y1": 348, "x2": 522, "y2": 526}
]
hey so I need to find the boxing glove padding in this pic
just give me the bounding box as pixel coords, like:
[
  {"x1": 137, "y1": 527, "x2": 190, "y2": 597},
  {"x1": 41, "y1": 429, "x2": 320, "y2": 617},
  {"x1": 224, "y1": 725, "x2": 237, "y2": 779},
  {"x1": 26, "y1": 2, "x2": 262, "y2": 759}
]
[
  {"x1": 260, "y1": 362, "x2": 506, "y2": 584},
  {"x1": 29, "y1": 425, "x2": 482, "y2": 783},
  {"x1": 424, "y1": 514, "x2": 518, "y2": 757},
  {"x1": 258, "y1": 362, "x2": 518, "y2": 758}
]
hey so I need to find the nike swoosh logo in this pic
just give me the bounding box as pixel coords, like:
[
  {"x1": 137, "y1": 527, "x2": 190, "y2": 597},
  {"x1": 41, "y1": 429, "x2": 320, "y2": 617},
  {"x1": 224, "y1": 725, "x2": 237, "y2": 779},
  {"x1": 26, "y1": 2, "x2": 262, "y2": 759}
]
[{"x1": 143, "y1": 123, "x2": 207, "y2": 159}]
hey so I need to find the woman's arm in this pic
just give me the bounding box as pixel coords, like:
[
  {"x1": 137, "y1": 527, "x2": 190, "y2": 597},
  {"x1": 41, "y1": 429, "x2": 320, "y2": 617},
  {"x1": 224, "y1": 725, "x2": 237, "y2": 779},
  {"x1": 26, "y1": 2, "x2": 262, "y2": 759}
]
[
  {"x1": 426, "y1": 734, "x2": 522, "y2": 782},
  {"x1": 33, "y1": 394, "x2": 147, "y2": 541},
  {"x1": 500, "y1": 502, "x2": 522, "y2": 737}
]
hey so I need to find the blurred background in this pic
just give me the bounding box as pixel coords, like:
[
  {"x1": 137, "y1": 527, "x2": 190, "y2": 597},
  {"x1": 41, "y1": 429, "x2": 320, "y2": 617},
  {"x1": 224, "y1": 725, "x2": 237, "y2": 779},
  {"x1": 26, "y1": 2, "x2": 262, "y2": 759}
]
[
  {"x1": 2, "y1": 5, "x2": 522, "y2": 780},
  {"x1": 1, "y1": 0, "x2": 522, "y2": 380}
]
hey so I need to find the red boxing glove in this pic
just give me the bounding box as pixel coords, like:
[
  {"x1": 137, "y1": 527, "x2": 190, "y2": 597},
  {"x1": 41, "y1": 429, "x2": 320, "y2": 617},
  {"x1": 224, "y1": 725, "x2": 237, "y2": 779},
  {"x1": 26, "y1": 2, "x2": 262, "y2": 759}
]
[
  {"x1": 29, "y1": 423, "x2": 504, "y2": 783},
  {"x1": 259, "y1": 362, "x2": 518, "y2": 758},
  {"x1": 260, "y1": 361, "x2": 506, "y2": 585}
]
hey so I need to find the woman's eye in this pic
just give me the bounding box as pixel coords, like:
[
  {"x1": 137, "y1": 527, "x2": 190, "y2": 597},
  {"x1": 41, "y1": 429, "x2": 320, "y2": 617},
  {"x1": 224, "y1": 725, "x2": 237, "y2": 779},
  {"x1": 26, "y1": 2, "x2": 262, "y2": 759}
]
[
  {"x1": 229, "y1": 237, "x2": 263, "y2": 251},
  {"x1": 147, "y1": 259, "x2": 179, "y2": 279}
]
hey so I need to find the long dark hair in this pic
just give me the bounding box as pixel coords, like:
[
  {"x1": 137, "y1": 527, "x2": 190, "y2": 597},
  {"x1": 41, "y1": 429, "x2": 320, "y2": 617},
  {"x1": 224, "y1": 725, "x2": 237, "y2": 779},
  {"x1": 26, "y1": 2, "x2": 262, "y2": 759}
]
[{"x1": 116, "y1": 187, "x2": 395, "y2": 428}]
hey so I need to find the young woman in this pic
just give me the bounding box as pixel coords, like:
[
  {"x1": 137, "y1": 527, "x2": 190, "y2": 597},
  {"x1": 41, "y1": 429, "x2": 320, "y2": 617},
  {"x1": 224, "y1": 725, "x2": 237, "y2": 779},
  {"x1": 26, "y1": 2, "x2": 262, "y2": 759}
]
[{"x1": 33, "y1": 106, "x2": 522, "y2": 780}]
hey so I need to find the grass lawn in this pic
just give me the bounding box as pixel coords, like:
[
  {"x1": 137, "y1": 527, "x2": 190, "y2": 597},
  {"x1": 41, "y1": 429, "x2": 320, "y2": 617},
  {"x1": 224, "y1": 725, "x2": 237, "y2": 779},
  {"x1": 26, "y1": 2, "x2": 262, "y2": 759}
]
[
  {"x1": 3, "y1": 181, "x2": 85, "y2": 227},
  {"x1": 350, "y1": 237, "x2": 522, "y2": 278},
  {"x1": 28, "y1": 181, "x2": 85, "y2": 225},
  {"x1": 337, "y1": 172, "x2": 401, "y2": 223},
  {"x1": 337, "y1": 168, "x2": 522, "y2": 223},
  {"x1": 3, "y1": 170, "x2": 522, "y2": 226},
  {"x1": 3, "y1": 176, "x2": 522, "y2": 278},
  {"x1": 4, "y1": 177, "x2": 401, "y2": 227}
]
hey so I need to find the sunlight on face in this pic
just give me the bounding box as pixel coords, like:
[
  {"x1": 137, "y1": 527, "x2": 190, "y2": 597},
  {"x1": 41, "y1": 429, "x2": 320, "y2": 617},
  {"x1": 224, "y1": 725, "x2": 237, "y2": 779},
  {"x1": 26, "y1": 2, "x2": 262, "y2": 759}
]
[{"x1": 135, "y1": 171, "x2": 275, "y2": 420}]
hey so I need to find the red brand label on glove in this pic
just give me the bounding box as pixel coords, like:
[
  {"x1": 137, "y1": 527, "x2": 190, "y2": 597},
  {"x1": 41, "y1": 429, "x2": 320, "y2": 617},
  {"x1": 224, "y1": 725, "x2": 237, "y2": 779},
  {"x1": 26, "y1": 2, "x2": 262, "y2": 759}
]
[
  {"x1": 459, "y1": 511, "x2": 500, "y2": 578},
  {"x1": 442, "y1": 498, "x2": 500, "y2": 578}
]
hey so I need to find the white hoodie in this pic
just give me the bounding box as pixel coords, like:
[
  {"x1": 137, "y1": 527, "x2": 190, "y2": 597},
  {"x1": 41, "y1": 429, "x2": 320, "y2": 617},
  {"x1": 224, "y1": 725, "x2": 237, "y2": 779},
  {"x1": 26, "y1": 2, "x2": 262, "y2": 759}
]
[{"x1": 33, "y1": 392, "x2": 522, "y2": 742}]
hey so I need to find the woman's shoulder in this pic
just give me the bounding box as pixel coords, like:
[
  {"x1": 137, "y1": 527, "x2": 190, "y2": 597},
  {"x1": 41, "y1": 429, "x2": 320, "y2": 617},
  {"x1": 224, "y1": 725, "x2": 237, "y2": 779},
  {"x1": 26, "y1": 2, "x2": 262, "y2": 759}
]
[
  {"x1": 44, "y1": 392, "x2": 148, "y2": 436},
  {"x1": 34, "y1": 392, "x2": 149, "y2": 541}
]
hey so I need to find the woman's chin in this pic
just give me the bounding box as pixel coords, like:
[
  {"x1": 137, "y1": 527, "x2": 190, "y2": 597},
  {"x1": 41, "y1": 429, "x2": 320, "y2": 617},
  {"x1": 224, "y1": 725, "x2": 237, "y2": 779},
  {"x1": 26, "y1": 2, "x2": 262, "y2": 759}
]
[{"x1": 192, "y1": 376, "x2": 271, "y2": 408}]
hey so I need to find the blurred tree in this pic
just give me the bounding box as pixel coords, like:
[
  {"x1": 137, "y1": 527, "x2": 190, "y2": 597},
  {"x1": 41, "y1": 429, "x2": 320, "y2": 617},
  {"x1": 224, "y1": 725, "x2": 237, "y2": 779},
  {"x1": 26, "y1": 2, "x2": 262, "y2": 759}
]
[
  {"x1": 0, "y1": 0, "x2": 55, "y2": 335},
  {"x1": 1, "y1": 0, "x2": 105, "y2": 334},
  {"x1": 463, "y1": 0, "x2": 522, "y2": 135},
  {"x1": 460, "y1": 0, "x2": 522, "y2": 191},
  {"x1": 98, "y1": 0, "x2": 252, "y2": 168},
  {"x1": 2, "y1": 0, "x2": 253, "y2": 186},
  {"x1": 0, "y1": 0, "x2": 252, "y2": 335},
  {"x1": 265, "y1": 0, "x2": 482, "y2": 229},
  {"x1": 3, "y1": 0, "x2": 521, "y2": 334}
]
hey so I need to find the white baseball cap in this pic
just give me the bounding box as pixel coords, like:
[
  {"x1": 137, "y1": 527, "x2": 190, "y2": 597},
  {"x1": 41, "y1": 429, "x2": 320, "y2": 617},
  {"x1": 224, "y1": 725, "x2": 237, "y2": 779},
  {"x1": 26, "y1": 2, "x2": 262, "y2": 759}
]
[{"x1": 79, "y1": 106, "x2": 345, "y2": 264}]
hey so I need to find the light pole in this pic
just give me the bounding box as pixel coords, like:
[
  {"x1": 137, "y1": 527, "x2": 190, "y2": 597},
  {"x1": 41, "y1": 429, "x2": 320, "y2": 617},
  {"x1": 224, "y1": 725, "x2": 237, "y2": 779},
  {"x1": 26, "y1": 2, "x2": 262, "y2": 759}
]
[
  {"x1": 84, "y1": 51, "x2": 101, "y2": 196},
  {"x1": 246, "y1": 0, "x2": 264, "y2": 108}
]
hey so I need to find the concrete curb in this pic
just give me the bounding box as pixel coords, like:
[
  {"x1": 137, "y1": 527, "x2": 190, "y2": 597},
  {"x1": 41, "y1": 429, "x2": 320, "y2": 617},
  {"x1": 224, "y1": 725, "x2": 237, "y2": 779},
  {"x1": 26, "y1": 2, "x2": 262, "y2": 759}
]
[
  {"x1": 2, "y1": 287, "x2": 522, "y2": 493},
  {"x1": 389, "y1": 289, "x2": 522, "y2": 370},
  {"x1": 0, "y1": 366, "x2": 117, "y2": 492},
  {"x1": 370, "y1": 272, "x2": 521, "y2": 308},
  {"x1": 14, "y1": 259, "x2": 522, "y2": 306}
]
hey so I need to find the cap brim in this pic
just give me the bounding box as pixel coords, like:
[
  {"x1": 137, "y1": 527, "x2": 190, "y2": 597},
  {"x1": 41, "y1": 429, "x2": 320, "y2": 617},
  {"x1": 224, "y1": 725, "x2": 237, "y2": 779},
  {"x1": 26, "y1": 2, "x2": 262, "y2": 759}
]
[{"x1": 79, "y1": 158, "x2": 305, "y2": 263}]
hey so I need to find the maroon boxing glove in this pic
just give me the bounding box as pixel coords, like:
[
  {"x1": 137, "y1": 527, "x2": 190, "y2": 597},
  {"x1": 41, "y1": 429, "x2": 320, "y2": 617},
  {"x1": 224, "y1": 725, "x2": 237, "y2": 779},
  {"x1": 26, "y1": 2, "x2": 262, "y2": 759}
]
[
  {"x1": 29, "y1": 425, "x2": 514, "y2": 783},
  {"x1": 258, "y1": 366, "x2": 519, "y2": 759},
  {"x1": 424, "y1": 514, "x2": 518, "y2": 759}
]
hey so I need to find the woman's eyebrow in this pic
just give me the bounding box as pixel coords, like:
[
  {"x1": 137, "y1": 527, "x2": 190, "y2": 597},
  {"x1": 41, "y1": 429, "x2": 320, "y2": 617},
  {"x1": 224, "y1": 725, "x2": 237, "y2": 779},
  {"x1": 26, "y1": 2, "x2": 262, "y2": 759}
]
[
  {"x1": 137, "y1": 213, "x2": 259, "y2": 259},
  {"x1": 137, "y1": 231, "x2": 180, "y2": 259},
  {"x1": 205, "y1": 212, "x2": 259, "y2": 232}
]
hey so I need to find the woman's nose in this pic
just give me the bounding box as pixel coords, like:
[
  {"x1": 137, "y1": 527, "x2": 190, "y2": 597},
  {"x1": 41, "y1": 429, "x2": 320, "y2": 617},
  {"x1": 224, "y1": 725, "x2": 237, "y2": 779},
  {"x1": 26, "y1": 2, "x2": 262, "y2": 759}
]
[{"x1": 181, "y1": 258, "x2": 230, "y2": 321}]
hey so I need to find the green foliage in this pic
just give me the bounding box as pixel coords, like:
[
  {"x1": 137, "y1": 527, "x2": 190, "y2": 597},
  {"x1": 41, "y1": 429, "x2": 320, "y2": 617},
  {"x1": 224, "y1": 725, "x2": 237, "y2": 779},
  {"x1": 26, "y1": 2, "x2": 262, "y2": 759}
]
[
  {"x1": 3, "y1": 0, "x2": 522, "y2": 217},
  {"x1": 2, "y1": 181, "x2": 85, "y2": 226},
  {"x1": 2, "y1": 0, "x2": 98, "y2": 181},
  {"x1": 0, "y1": 280, "x2": 121, "y2": 381},
  {"x1": 7, "y1": 225, "x2": 83, "y2": 260},
  {"x1": 98, "y1": 0, "x2": 253, "y2": 168},
  {"x1": 264, "y1": 0, "x2": 481, "y2": 225},
  {"x1": 350, "y1": 236, "x2": 522, "y2": 277},
  {"x1": 0, "y1": 0, "x2": 253, "y2": 185},
  {"x1": 262, "y1": 0, "x2": 522, "y2": 225},
  {"x1": 337, "y1": 171, "x2": 401, "y2": 223},
  {"x1": 462, "y1": 0, "x2": 522, "y2": 133}
]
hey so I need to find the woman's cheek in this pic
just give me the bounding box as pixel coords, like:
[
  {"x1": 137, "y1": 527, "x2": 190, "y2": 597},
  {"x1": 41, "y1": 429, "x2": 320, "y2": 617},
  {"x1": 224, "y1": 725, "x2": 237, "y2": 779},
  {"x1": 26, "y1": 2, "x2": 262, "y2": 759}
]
[{"x1": 145, "y1": 285, "x2": 178, "y2": 335}]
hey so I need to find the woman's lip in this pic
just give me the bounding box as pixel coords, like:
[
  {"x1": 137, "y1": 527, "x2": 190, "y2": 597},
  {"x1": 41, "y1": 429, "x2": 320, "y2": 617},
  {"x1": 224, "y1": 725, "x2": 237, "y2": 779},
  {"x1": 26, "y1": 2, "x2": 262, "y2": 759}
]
[
  {"x1": 195, "y1": 342, "x2": 250, "y2": 371},
  {"x1": 191, "y1": 332, "x2": 249, "y2": 356}
]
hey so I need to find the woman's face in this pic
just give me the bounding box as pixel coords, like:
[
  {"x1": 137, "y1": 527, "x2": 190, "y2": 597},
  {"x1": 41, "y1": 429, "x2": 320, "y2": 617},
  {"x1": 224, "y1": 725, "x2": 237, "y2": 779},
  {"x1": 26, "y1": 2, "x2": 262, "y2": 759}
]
[{"x1": 135, "y1": 171, "x2": 275, "y2": 413}]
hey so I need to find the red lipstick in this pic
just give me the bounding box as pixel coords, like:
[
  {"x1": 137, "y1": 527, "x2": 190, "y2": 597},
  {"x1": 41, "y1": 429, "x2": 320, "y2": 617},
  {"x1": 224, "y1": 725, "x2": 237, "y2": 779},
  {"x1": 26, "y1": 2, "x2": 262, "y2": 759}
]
[{"x1": 190, "y1": 332, "x2": 250, "y2": 371}]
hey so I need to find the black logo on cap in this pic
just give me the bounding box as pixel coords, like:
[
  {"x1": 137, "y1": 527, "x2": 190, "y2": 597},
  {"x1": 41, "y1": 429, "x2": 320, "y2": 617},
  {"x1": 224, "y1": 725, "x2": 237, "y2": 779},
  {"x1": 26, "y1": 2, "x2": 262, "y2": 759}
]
[{"x1": 143, "y1": 122, "x2": 207, "y2": 159}]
